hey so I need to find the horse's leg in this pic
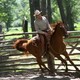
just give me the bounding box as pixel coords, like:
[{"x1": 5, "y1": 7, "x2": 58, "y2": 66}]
[
  {"x1": 55, "y1": 54, "x2": 68, "y2": 72},
  {"x1": 64, "y1": 51, "x2": 79, "y2": 71},
  {"x1": 36, "y1": 58, "x2": 44, "y2": 73},
  {"x1": 36, "y1": 58, "x2": 50, "y2": 73},
  {"x1": 49, "y1": 46, "x2": 68, "y2": 72},
  {"x1": 41, "y1": 61, "x2": 51, "y2": 72}
]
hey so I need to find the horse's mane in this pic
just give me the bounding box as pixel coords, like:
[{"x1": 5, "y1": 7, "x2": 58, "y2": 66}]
[
  {"x1": 50, "y1": 21, "x2": 64, "y2": 40},
  {"x1": 50, "y1": 21, "x2": 61, "y2": 33},
  {"x1": 51, "y1": 21, "x2": 62, "y2": 30}
]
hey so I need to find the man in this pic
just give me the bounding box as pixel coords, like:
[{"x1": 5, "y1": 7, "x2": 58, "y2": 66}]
[{"x1": 34, "y1": 10, "x2": 52, "y2": 51}]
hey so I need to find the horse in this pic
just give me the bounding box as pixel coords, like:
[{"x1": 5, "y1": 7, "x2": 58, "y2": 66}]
[
  {"x1": 50, "y1": 21, "x2": 80, "y2": 72},
  {"x1": 13, "y1": 21, "x2": 79, "y2": 73},
  {"x1": 13, "y1": 38, "x2": 51, "y2": 73}
]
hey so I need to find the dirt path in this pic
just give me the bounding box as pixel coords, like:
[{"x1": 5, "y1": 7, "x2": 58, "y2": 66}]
[
  {"x1": 0, "y1": 75, "x2": 80, "y2": 80},
  {"x1": 0, "y1": 71, "x2": 80, "y2": 80}
]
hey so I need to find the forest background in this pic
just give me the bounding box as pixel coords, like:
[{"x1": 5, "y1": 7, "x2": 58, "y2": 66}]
[{"x1": 0, "y1": 0, "x2": 80, "y2": 35}]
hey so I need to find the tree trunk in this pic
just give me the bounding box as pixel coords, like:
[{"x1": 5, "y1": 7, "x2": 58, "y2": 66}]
[
  {"x1": 65, "y1": 0, "x2": 74, "y2": 31},
  {"x1": 29, "y1": 0, "x2": 35, "y2": 31},
  {"x1": 22, "y1": 18, "x2": 28, "y2": 38},
  {"x1": 6, "y1": 19, "x2": 11, "y2": 31},
  {"x1": 0, "y1": 25, "x2": 2, "y2": 33},
  {"x1": 47, "y1": 0, "x2": 52, "y2": 23},
  {"x1": 29, "y1": 0, "x2": 41, "y2": 32},
  {"x1": 40, "y1": 0, "x2": 47, "y2": 15},
  {"x1": 56, "y1": 0, "x2": 68, "y2": 30},
  {"x1": 33, "y1": 0, "x2": 40, "y2": 10}
]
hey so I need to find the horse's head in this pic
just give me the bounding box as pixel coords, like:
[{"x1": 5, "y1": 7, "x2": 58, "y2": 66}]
[
  {"x1": 51, "y1": 21, "x2": 68, "y2": 38},
  {"x1": 13, "y1": 39, "x2": 28, "y2": 52}
]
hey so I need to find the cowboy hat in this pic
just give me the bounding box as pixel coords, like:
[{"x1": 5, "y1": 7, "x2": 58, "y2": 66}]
[{"x1": 34, "y1": 10, "x2": 42, "y2": 16}]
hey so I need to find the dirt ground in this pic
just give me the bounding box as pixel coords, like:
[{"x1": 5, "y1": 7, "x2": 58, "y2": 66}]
[{"x1": 0, "y1": 71, "x2": 80, "y2": 80}]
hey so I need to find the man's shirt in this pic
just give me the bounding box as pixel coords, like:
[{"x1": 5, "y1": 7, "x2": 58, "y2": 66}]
[{"x1": 34, "y1": 16, "x2": 51, "y2": 33}]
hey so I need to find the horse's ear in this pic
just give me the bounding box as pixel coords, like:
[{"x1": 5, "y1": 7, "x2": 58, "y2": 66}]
[
  {"x1": 55, "y1": 21, "x2": 59, "y2": 25},
  {"x1": 50, "y1": 23, "x2": 55, "y2": 29},
  {"x1": 57, "y1": 21, "x2": 61, "y2": 24}
]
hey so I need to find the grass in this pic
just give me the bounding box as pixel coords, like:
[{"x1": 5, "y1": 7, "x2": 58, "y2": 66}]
[
  {"x1": 74, "y1": 22, "x2": 80, "y2": 30},
  {"x1": 4, "y1": 27, "x2": 23, "y2": 40},
  {"x1": 4, "y1": 26, "x2": 32, "y2": 40}
]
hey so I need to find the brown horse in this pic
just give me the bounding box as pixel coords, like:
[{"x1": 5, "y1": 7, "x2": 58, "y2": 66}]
[
  {"x1": 13, "y1": 38, "x2": 51, "y2": 73},
  {"x1": 13, "y1": 21, "x2": 79, "y2": 73},
  {"x1": 50, "y1": 21, "x2": 80, "y2": 72}
]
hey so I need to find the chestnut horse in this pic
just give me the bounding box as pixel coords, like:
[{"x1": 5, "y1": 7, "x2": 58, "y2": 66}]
[
  {"x1": 50, "y1": 22, "x2": 80, "y2": 72},
  {"x1": 13, "y1": 21, "x2": 79, "y2": 73},
  {"x1": 13, "y1": 38, "x2": 51, "y2": 73}
]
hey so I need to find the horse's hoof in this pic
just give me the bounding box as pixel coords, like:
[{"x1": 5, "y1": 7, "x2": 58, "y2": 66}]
[
  {"x1": 49, "y1": 72, "x2": 56, "y2": 76},
  {"x1": 76, "y1": 69, "x2": 80, "y2": 72},
  {"x1": 65, "y1": 69, "x2": 68, "y2": 72}
]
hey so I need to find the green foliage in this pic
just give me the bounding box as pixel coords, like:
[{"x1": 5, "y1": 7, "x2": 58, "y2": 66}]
[
  {"x1": 0, "y1": 0, "x2": 16, "y2": 22},
  {"x1": 51, "y1": 0, "x2": 80, "y2": 24},
  {"x1": 51, "y1": 0, "x2": 61, "y2": 22},
  {"x1": 64, "y1": 0, "x2": 80, "y2": 23},
  {"x1": 71, "y1": 0, "x2": 80, "y2": 22},
  {"x1": 0, "y1": 0, "x2": 80, "y2": 32},
  {"x1": 11, "y1": 0, "x2": 30, "y2": 27},
  {"x1": 4, "y1": 27, "x2": 23, "y2": 40},
  {"x1": 74, "y1": 22, "x2": 80, "y2": 30},
  {"x1": 0, "y1": 0, "x2": 30, "y2": 31}
]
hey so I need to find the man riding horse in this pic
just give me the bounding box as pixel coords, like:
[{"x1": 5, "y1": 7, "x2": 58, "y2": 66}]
[{"x1": 34, "y1": 10, "x2": 52, "y2": 52}]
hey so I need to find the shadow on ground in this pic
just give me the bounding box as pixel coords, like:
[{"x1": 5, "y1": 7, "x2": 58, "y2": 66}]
[
  {"x1": 0, "y1": 70, "x2": 80, "y2": 80},
  {"x1": 31, "y1": 75, "x2": 70, "y2": 80}
]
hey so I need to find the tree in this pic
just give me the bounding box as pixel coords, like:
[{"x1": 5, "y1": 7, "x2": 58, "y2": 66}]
[
  {"x1": 0, "y1": 0, "x2": 17, "y2": 31},
  {"x1": 64, "y1": 0, "x2": 74, "y2": 31},
  {"x1": 47, "y1": 0, "x2": 52, "y2": 23},
  {"x1": 29, "y1": 0, "x2": 35, "y2": 31},
  {"x1": 33, "y1": 0, "x2": 40, "y2": 10},
  {"x1": 56, "y1": 0, "x2": 80, "y2": 31},
  {"x1": 22, "y1": 17, "x2": 28, "y2": 38},
  {"x1": 29, "y1": 0, "x2": 40, "y2": 31},
  {"x1": 56, "y1": 0, "x2": 68, "y2": 29},
  {"x1": 40, "y1": 0, "x2": 47, "y2": 15}
]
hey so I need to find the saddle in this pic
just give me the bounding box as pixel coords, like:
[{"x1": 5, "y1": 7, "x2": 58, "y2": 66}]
[{"x1": 32, "y1": 35, "x2": 48, "y2": 56}]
